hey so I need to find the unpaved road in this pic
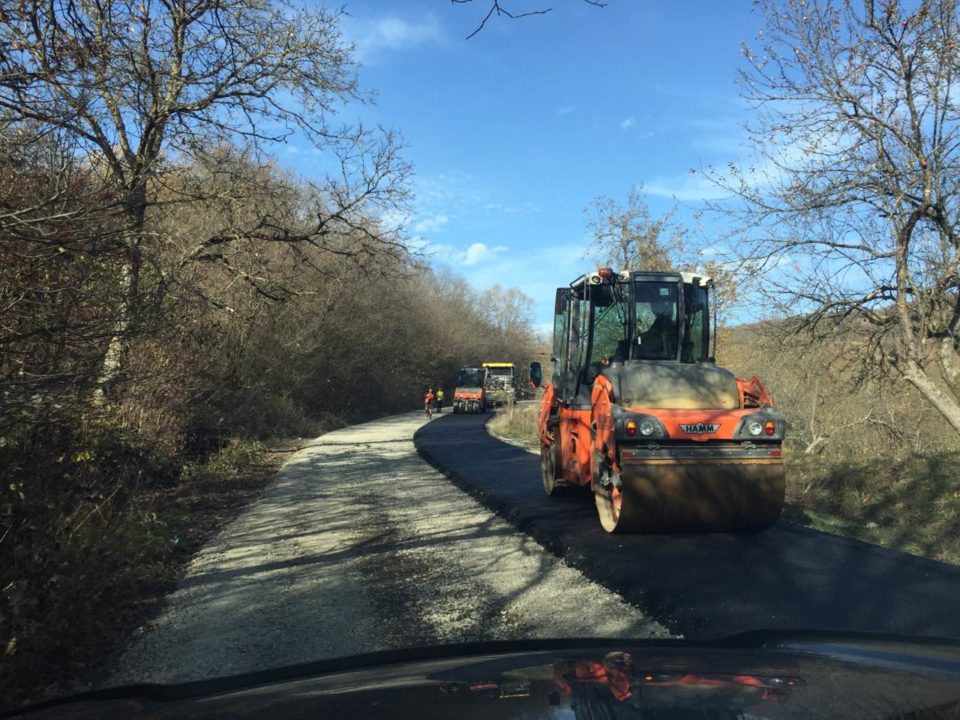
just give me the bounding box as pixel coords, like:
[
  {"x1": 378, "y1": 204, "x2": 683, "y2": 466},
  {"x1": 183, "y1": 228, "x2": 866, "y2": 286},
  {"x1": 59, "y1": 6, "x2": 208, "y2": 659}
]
[{"x1": 110, "y1": 412, "x2": 669, "y2": 685}]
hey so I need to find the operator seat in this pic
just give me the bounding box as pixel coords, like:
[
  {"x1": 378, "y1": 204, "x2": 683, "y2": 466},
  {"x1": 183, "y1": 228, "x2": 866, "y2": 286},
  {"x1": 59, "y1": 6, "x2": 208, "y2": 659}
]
[
  {"x1": 611, "y1": 339, "x2": 631, "y2": 363},
  {"x1": 638, "y1": 314, "x2": 675, "y2": 359}
]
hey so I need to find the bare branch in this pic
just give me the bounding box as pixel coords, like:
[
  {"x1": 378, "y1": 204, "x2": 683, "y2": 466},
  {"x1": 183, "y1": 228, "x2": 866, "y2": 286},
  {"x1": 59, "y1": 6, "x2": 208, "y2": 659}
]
[
  {"x1": 451, "y1": 0, "x2": 605, "y2": 39},
  {"x1": 713, "y1": 0, "x2": 960, "y2": 435}
]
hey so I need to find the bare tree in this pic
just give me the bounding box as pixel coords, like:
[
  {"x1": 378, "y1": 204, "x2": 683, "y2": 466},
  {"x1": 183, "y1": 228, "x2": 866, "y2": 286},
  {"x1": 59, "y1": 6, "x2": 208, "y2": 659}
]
[
  {"x1": 0, "y1": 124, "x2": 125, "y2": 436},
  {"x1": 451, "y1": 0, "x2": 607, "y2": 39},
  {"x1": 0, "y1": 0, "x2": 410, "y2": 392},
  {"x1": 714, "y1": 0, "x2": 960, "y2": 434},
  {"x1": 584, "y1": 187, "x2": 744, "y2": 323},
  {"x1": 584, "y1": 186, "x2": 684, "y2": 271},
  {"x1": 479, "y1": 284, "x2": 537, "y2": 364}
]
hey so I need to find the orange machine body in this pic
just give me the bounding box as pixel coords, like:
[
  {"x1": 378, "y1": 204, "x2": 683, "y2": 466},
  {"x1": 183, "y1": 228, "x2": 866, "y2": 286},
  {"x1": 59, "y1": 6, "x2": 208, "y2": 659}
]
[
  {"x1": 541, "y1": 376, "x2": 782, "y2": 491},
  {"x1": 534, "y1": 269, "x2": 786, "y2": 532}
]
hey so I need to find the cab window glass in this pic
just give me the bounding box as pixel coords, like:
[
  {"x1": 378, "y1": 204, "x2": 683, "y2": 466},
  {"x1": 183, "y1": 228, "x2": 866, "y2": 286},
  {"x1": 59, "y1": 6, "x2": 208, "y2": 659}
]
[
  {"x1": 682, "y1": 285, "x2": 710, "y2": 363},
  {"x1": 552, "y1": 295, "x2": 569, "y2": 385},
  {"x1": 572, "y1": 295, "x2": 589, "y2": 377},
  {"x1": 586, "y1": 284, "x2": 629, "y2": 380},
  {"x1": 634, "y1": 282, "x2": 678, "y2": 360}
]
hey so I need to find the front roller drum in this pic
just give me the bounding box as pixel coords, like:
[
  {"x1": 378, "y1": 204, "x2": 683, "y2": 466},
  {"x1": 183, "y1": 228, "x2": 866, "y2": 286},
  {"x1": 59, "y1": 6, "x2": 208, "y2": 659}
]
[{"x1": 595, "y1": 459, "x2": 785, "y2": 534}]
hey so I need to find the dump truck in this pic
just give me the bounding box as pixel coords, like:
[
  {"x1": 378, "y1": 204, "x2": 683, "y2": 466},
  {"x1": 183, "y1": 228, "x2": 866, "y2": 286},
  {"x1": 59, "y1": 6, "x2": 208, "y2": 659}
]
[
  {"x1": 453, "y1": 367, "x2": 488, "y2": 414},
  {"x1": 531, "y1": 269, "x2": 785, "y2": 533},
  {"x1": 482, "y1": 362, "x2": 516, "y2": 407}
]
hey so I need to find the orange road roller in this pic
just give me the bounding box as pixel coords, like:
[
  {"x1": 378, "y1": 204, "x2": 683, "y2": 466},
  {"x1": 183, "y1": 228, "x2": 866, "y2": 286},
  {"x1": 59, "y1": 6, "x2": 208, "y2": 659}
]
[{"x1": 531, "y1": 269, "x2": 785, "y2": 533}]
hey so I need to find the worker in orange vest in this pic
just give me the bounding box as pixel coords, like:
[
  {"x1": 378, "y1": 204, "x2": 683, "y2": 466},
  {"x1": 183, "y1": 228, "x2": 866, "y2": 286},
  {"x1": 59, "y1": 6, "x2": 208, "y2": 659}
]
[{"x1": 423, "y1": 388, "x2": 435, "y2": 418}]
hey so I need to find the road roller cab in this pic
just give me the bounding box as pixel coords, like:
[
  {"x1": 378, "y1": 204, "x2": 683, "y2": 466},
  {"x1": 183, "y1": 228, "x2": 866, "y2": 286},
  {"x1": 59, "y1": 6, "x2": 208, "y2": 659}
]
[
  {"x1": 453, "y1": 367, "x2": 488, "y2": 414},
  {"x1": 532, "y1": 269, "x2": 786, "y2": 533},
  {"x1": 482, "y1": 362, "x2": 516, "y2": 407}
]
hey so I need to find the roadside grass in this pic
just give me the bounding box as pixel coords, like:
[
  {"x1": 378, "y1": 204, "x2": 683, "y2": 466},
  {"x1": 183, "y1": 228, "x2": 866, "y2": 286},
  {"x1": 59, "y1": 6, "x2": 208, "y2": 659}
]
[
  {"x1": 0, "y1": 433, "x2": 312, "y2": 712},
  {"x1": 784, "y1": 452, "x2": 960, "y2": 565},
  {"x1": 487, "y1": 402, "x2": 960, "y2": 566},
  {"x1": 488, "y1": 401, "x2": 540, "y2": 452}
]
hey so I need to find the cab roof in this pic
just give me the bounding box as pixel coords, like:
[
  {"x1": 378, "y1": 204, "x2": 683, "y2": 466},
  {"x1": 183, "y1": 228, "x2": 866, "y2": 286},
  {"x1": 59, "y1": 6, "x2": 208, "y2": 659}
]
[{"x1": 570, "y1": 269, "x2": 713, "y2": 290}]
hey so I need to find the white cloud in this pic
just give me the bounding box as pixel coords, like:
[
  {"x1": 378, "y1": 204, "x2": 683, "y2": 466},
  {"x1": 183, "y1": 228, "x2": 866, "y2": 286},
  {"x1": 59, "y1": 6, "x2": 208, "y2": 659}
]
[
  {"x1": 425, "y1": 238, "x2": 590, "y2": 328},
  {"x1": 619, "y1": 117, "x2": 637, "y2": 130},
  {"x1": 350, "y1": 15, "x2": 444, "y2": 60},
  {"x1": 378, "y1": 208, "x2": 410, "y2": 233},
  {"x1": 463, "y1": 242, "x2": 507, "y2": 266},
  {"x1": 413, "y1": 213, "x2": 449, "y2": 234},
  {"x1": 415, "y1": 171, "x2": 486, "y2": 215},
  {"x1": 645, "y1": 173, "x2": 732, "y2": 202},
  {"x1": 483, "y1": 200, "x2": 539, "y2": 215},
  {"x1": 646, "y1": 131, "x2": 817, "y2": 203},
  {"x1": 557, "y1": 105, "x2": 576, "y2": 116},
  {"x1": 697, "y1": 244, "x2": 723, "y2": 257},
  {"x1": 412, "y1": 172, "x2": 539, "y2": 235},
  {"x1": 458, "y1": 242, "x2": 588, "y2": 327},
  {"x1": 420, "y1": 241, "x2": 506, "y2": 268}
]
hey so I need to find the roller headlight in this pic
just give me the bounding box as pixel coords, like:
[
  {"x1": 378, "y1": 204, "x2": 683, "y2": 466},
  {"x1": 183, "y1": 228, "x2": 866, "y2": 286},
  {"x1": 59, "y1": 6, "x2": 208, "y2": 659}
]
[
  {"x1": 614, "y1": 410, "x2": 667, "y2": 440},
  {"x1": 736, "y1": 412, "x2": 785, "y2": 440}
]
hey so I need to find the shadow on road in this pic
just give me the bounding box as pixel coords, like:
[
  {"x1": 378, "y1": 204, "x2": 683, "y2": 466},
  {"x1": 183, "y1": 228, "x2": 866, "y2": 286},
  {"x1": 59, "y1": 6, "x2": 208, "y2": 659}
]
[
  {"x1": 110, "y1": 412, "x2": 665, "y2": 686},
  {"x1": 415, "y1": 413, "x2": 960, "y2": 640}
]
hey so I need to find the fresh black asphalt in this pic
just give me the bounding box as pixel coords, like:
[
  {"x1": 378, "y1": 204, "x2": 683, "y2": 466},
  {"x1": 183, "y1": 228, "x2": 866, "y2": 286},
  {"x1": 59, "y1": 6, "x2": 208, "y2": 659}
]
[{"x1": 415, "y1": 412, "x2": 960, "y2": 640}]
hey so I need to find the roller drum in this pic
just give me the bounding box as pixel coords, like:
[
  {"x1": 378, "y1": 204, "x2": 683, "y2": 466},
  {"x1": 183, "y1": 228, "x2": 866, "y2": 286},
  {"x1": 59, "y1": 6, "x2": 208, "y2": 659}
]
[{"x1": 595, "y1": 458, "x2": 785, "y2": 534}]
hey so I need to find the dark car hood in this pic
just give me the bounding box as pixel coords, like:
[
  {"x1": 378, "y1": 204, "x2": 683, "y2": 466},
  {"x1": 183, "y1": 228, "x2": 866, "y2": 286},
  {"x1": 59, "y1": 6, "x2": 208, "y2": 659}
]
[{"x1": 9, "y1": 632, "x2": 960, "y2": 719}]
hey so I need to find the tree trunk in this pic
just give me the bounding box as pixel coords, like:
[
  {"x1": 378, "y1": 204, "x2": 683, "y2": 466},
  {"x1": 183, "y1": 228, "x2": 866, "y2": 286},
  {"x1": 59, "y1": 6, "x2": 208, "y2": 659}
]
[
  {"x1": 899, "y1": 358, "x2": 960, "y2": 437},
  {"x1": 938, "y1": 338, "x2": 960, "y2": 401},
  {"x1": 94, "y1": 183, "x2": 145, "y2": 401}
]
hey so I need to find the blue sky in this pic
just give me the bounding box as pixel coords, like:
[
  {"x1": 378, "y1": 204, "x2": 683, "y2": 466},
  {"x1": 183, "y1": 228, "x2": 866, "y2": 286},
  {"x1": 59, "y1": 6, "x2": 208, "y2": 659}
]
[{"x1": 281, "y1": 1, "x2": 766, "y2": 330}]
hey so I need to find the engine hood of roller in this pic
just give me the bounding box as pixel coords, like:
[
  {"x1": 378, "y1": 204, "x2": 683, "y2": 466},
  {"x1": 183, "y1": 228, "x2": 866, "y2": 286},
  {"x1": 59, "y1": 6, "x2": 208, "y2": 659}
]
[{"x1": 600, "y1": 361, "x2": 741, "y2": 410}]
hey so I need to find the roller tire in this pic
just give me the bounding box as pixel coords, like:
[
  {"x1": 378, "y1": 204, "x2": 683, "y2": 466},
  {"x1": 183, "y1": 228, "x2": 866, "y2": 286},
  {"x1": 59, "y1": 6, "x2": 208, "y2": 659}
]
[
  {"x1": 594, "y1": 455, "x2": 626, "y2": 533},
  {"x1": 540, "y1": 441, "x2": 564, "y2": 497}
]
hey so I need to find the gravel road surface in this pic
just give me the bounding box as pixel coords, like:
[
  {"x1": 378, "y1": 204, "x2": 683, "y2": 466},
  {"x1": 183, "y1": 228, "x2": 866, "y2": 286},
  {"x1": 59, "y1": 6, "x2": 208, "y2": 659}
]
[
  {"x1": 109, "y1": 411, "x2": 669, "y2": 685},
  {"x1": 416, "y1": 412, "x2": 960, "y2": 640}
]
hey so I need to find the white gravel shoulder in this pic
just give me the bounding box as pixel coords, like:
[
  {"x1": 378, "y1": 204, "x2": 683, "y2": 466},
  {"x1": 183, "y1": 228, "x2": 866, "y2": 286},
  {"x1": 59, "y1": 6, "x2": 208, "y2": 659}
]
[{"x1": 109, "y1": 411, "x2": 671, "y2": 686}]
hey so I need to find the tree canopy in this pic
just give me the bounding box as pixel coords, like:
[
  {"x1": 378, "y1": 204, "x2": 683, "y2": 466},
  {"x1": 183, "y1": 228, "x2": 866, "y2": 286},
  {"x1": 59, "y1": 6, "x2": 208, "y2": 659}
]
[{"x1": 713, "y1": 0, "x2": 960, "y2": 434}]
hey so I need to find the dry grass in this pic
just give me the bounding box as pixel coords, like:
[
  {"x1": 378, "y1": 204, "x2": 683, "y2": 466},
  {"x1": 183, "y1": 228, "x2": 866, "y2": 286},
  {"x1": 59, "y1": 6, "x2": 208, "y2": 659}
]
[
  {"x1": 0, "y1": 435, "x2": 306, "y2": 712},
  {"x1": 488, "y1": 401, "x2": 540, "y2": 452},
  {"x1": 784, "y1": 451, "x2": 960, "y2": 565}
]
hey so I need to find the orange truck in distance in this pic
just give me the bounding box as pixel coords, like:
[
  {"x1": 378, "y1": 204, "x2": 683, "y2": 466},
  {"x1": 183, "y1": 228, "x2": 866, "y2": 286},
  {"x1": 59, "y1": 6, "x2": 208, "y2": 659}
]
[{"x1": 453, "y1": 367, "x2": 488, "y2": 414}]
